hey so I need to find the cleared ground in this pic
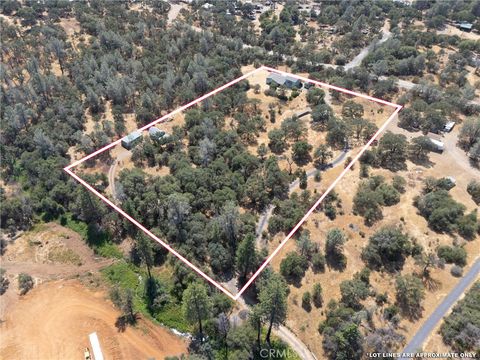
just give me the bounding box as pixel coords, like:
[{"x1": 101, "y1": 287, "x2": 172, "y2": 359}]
[
  {"x1": 0, "y1": 279, "x2": 187, "y2": 360},
  {"x1": 0, "y1": 223, "x2": 188, "y2": 360}
]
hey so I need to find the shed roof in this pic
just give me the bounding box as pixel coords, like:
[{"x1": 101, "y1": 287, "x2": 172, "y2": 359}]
[
  {"x1": 444, "y1": 121, "x2": 455, "y2": 131},
  {"x1": 428, "y1": 138, "x2": 444, "y2": 149},
  {"x1": 148, "y1": 126, "x2": 162, "y2": 135},
  {"x1": 267, "y1": 73, "x2": 301, "y2": 85},
  {"x1": 458, "y1": 22, "x2": 473, "y2": 30},
  {"x1": 123, "y1": 130, "x2": 142, "y2": 143}
]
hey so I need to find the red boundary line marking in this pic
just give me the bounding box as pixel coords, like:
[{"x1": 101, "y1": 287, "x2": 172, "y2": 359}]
[
  {"x1": 64, "y1": 167, "x2": 238, "y2": 300},
  {"x1": 65, "y1": 65, "x2": 402, "y2": 301},
  {"x1": 235, "y1": 106, "x2": 402, "y2": 298}
]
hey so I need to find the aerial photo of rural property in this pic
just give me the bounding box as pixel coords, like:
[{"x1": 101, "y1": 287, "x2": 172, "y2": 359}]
[{"x1": 1, "y1": 1, "x2": 479, "y2": 360}]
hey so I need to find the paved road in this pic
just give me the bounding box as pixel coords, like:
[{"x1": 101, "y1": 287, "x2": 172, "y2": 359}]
[{"x1": 400, "y1": 258, "x2": 480, "y2": 358}]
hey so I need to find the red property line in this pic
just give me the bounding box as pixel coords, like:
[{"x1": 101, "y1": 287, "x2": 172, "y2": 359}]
[
  {"x1": 235, "y1": 105, "x2": 402, "y2": 298},
  {"x1": 65, "y1": 66, "x2": 264, "y2": 171},
  {"x1": 64, "y1": 65, "x2": 402, "y2": 301},
  {"x1": 64, "y1": 167, "x2": 238, "y2": 300}
]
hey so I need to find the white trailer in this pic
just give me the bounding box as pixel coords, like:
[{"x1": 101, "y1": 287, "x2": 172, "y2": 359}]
[
  {"x1": 89, "y1": 332, "x2": 104, "y2": 360},
  {"x1": 428, "y1": 138, "x2": 445, "y2": 152}
]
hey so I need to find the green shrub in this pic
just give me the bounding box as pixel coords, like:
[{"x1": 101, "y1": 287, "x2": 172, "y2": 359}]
[
  {"x1": 18, "y1": 273, "x2": 34, "y2": 295},
  {"x1": 437, "y1": 245, "x2": 467, "y2": 267},
  {"x1": 415, "y1": 189, "x2": 466, "y2": 233},
  {"x1": 311, "y1": 252, "x2": 326, "y2": 272},
  {"x1": 440, "y1": 282, "x2": 480, "y2": 351},
  {"x1": 280, "y1": 252, "x2": 308, "y2": 282},
  {"x1": 302, "y1": 291, "x2": 311, "y2": 311},
  {"x1": 340, "y1": 278, "x2": 369, "y2": 310},
  {"x1": 457, "y1": 211, "x2": 478, "y2": 240},
  {"x1": 61, "y1": 214, "x2": 123, "y2": 259},
  {"x1": 467, "y1": 180, "x2": 480, "y2": 204},
  {"x1": 362, "y1": 226, "x2": 411, "y2": 272},
  {"x1": 312, "y1": 283, "x2": 323, "y2": 308},
  {"x1": 0, "y1": 268, "x2": 9, "y2": 295},
  {"x1": 392, "y1": 175, "x2": 407, "y2": 193}
]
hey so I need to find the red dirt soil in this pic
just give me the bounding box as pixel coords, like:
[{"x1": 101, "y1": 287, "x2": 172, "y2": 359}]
[{"x1": 0, "y1": 280, "x2": 187, "y2": 360}]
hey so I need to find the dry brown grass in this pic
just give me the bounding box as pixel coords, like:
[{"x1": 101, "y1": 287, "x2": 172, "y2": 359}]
[{"x1": 267, "y1": 153, "x2": 480, "y2": 358}]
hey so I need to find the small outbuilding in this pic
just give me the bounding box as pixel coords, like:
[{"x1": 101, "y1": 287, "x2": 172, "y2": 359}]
[
  {"x1": 148, "y1": 126, "x2": 165, "y2": 139},
  {"x1": 443, "y1": 121, "x2": 455, "y2": 133},
  {"x1": 428, "y1": 138, "x2": 445, "y2": 152},
  {"x1": 266, "y1": 73, "x2": 302, "y2": 89},
  {"x1": 295, "y1": 107, "x2": 312, "y2": 118},
  {"x1": 456, "y1": 22, "x2": 473, "y2": 32},
  {"x1": 121, "y1": 130, "x2": 143, "y2": 150}
]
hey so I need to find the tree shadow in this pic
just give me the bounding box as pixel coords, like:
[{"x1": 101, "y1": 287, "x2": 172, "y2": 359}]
[
  {"x1": 326, "y1": 254, "x2": 347, "y2": 272},
  {"x1": 115, "y1": 314, "x2": 137, "y2": 332},
  {"x1": 215, "y1": 268, "x2": 234, "y2": 283},
  {"x1": 399, "y1": 305, "x2": 424, "y2": 321},
  {"x1": 469, "y1": 158, "x2": 479, "y2": 169},
  {"x1": 423, "y1": 276, "x2": 441, "y2": 292},
  {"x1": 115, "y1": 316, "x2": 127, "y2": 332},
  {"x1": 408, "y1": 156, "x2": 435, "y2": 168},
  {"x1": 293, "y1": 155, "x2": 312, "y2": 167},
  {"x1": 283, "y1": 274, "x2": 304, "y2": 288},
  {"x1": 302, "y1": 301, "x2": 312, "y2": 312}
]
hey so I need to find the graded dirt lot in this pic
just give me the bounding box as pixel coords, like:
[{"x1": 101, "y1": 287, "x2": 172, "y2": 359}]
[
  {"x1": 0, "y1": 280, "x2": 187, "y2": 360},
  {"x1": 0, "y1": 222, "x2": 188, "y2": 359}
]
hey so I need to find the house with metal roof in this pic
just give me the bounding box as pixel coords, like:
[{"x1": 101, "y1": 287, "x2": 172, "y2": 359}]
[
  {"x1": 456, "y1": 22, "x2": 473, "y2": 32},
  {"x1": 121, "y1": 130, "x2": 143, "y2": 150},
  {"x1": 266, "y1": 73, "x2": 302, "y2": 89}
]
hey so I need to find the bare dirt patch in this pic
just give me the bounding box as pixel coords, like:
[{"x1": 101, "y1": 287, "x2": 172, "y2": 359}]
[
  {"x1": 0, "y1": 279, "x2": 187, "y2": 360},
  {"x1": 59, "y1": 17, "x2": 81, "y2": 36},
  {"x1": 2, "y1": 223, "x2": 104, "y2": 269},
  {"x1": 437, "y1": 25, "x2": 480, "y2": 41}
]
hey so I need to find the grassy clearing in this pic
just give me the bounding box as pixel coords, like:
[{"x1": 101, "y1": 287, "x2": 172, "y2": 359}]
[
  {"x1": 101, "y1": 261, "x2": 191, "y2": 332},
  {"x1": 60, "y1": 213, "x2": 123, "y2": 259},
  {"x1": 48, "y1": 247, "x2": 83, "y2": 266}
]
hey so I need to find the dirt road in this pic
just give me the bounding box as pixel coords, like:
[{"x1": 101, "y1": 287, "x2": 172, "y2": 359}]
[
  {"x1": 229, "y1": 293, "x2": 317, "y2": 360},
  {"x1": 108, "y1": 147, "x2": 130, "y2": 200},
  {"x1": 442, "y1": 127, "x2": 480, "y2": 178},
  {"x1": 345, "y1": 21, "x2": 392, "y2": 70},
  {"x1": 168, "y1": 3, "x2": 184, "y2": 24},
  {"x1": 0, "y1": 280, "x2": 187, "y2": 360},
  {"x1": 255, "y1": 147, "x2": 349, "y2": 248}
]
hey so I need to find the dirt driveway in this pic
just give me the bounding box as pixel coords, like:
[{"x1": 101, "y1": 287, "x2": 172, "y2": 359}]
[{"x1": 0, "y1": 280, "x2": 187, "y2": 360}]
